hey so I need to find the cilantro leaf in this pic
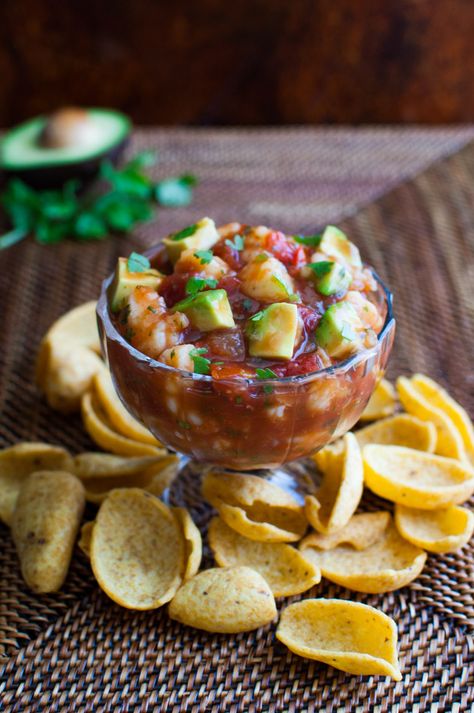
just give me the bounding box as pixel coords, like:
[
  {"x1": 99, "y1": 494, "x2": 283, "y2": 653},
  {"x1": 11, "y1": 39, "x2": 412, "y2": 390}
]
[
  {"x1": 0, "y1": 227, "x2": 28, "y2": 250},
  {"x1": 255, "y1": 367, "x2": 278, "y2": 379},
  {"x1": 249, "y1": 310, "x2": 265, "y2": 322},
  {"x1": 171, "y1": 223, "x2": 199, "y2": 241},
  {"x1": 127, "y1": 252, "x2": 151, "y2": 272},
  {"x1": 225, "y1": 234, "x2": 244, "y2": 251},
  {"x1": 185, "y1": 276, "x2": 218, "y2": 296},
  {"x1": 307, "y1": 261, "x2": 334, "y2": 277},
  {"x1": 74, "y1": 212, "x2": 107, "y2": 240},
  {"x1": 294, "y1": 234, "x2": 322, "y2": 247},
  {"x1": 190, "y1": 347, "x2": 211, "y2": 375},
  {"x1": 254, "y1": 253, "x2": 268, "y2": 263},
  {"x1": 155, "y1": 174, "x2": 197, "y2": 207},
  {"x1": 194, "y1": 249, "x2": 213, "y2": 264}
]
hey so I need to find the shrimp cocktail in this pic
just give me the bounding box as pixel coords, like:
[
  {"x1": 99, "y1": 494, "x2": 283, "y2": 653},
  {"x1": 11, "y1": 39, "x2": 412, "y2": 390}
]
[{"x1": 97, "y1": 218, "x2": 395, "y2": 469}]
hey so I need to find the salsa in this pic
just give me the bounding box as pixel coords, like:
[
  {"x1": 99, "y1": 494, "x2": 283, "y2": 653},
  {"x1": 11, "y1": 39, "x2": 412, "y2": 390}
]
[
  {"x1": 102, "y1": 218, "x2": 393, "y2": 468},
  {"x1": 108, "y1": 218, "x2": 384, "y2": 377}
]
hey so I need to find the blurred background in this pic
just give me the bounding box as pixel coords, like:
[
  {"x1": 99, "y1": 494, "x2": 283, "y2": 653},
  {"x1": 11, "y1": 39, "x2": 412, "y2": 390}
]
[{"x1": 0, "y1": 0, "x2": 473, "y2": 127}]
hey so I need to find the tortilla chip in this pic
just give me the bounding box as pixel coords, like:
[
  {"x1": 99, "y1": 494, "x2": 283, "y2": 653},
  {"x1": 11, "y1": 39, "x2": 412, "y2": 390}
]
[
  {"x1": 395, "y1": 504, "x2": 474, "y2": 553},
  {"x1": 173, "y1": 507, "x2": 202, "y2": 579},
  {"x1": 355, "y1": 414, "x2": 437, "y2": 452},
  {"x1": 73, "y1": 452, "x2": 165, "y2": 479},
  {"x1": 168, "y1": 566, "x2": 277, "y2": 633},
  {"x1": 78, "y1": 521, "x2": 94, "y2": 557},
  {"x1": 300, "y1": 511, "x2": 391, "y2": 551},
  {"x1": 300, "y1": 520, "x2": 426, "y2": 593},
  {"x1": 276, "y1": 599, "x2": 401, "y2": 680},
  {"x1": 363, "y1": 444, "x2": 474, "y2": 509},
  {"x1": 359, "y1": 378, "x2": 397, "y2": 422},
  {"x1": 208, "y1": 516, "x2": 320, "y2": 596}
]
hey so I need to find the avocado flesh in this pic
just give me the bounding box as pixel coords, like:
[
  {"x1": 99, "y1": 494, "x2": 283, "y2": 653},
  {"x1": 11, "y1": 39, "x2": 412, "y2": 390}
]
[
  {"x1": 108, "y1": 257, "x2": 163, "y2": 312},
  {"x1": 163, "y1": 217, "x2": 220, "y2": 264},
  {"x1": 247, "y1": 303, "x2": 298, "y2": 360},
  {"x1": 315, "y1": 302, "x2": 363, "y2": 359},
  {"x1": 319, "y1": 226, "x2": 362, "y2": 269},
  {"x1": 312, "y1": 262, "x2": 352, "y2": 296},
  {"x1": 172, "y1": 289, "x2": 235, "y2": 331},
  {"x1": 0, "y1": 109, "x2": 131, "y2": 188}
]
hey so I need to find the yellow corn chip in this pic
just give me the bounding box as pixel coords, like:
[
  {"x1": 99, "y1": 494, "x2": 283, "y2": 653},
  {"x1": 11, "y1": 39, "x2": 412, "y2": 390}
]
[
  {"x1": 355, "y1": 414, "x2": 437, "y2": 452},
  {"x1": 73, "y1": 452, "x2": 165, "y2": 479},
  {"x1": 202, "y1": 471, "x2": 307, "y2": 542},
  {"x1": 81, "y1": 455, "x2": 178, "y2": 504},
  {"x1": 91, "y1": 488, "x2": 184, "y2": 609},
  {"x1": 94, "y1": 370, "x2": 161, "y2": 447},
  {"x1": 359, "y1": 378, "x2": 397, "y2": 422},
  {"x1": 81, "y1": 391, "x2": 164, "y2": 457},
  {"x1": 208, "y1": 516, "x2": 320, "y2": 596},
  {"x1": 397, "y1": 376, "x2": 466, "y2": 461},
  {"x1": 300, "y1": 520, "x2": 426, "y2": 593},
  {"x1": 173, "y1": 507, "x2": 202, "y2": 579},
  {"x1": 0, "y1": 442, "x2": 73, "y2": 525},
  {"x1": 78, "y1": 521, "x2": 94, "y2": 557},
  {"x1": 12, "y1": 471, "x2": 85, "y2": 593},
  {"x1": 300, "y1": 511, "x2": 391, "y2": 551},
  {"x1": 168, "y1": 566, "x2": 277, "y2": 633},
  {"x1": 276, "y1": 599, "x2": 401, "y2": 680},
  {"x1": 363, "y1": 444, "x2": 474, "y2": 509},
  {"x1": 395, "y1": 504, "x2": 474, "y2": 553},
  {"x1": 410, "y1": 374, "x2": 474, "y2": 459},
  {"x1": 306, "y1": 433, "x2": 363, "y2": 534}
]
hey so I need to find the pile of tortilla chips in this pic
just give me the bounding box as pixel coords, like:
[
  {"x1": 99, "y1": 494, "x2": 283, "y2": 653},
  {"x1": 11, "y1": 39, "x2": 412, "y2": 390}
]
[{"x1": 1, "y1": 304, "x2": 473, "y2": 682}]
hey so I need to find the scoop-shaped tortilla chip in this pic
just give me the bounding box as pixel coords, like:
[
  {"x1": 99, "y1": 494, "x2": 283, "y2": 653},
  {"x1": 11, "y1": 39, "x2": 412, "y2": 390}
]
[
  {"x1": 81, "y1": 455, "x2": 178, "y2": 504},
  {"x1": 0, "y1": 442, "x2": 73, "y2": 525},
  {"x1": 306, "y1": 433, "x2": 363, "y2": 534},
  {"x1": 359, "y1": 379, "x2": 397, "y2": 422},
  {"x1": 410, "y1": 374, "x2": 474, "y2": 460},
  {"x1": 395, "y1": 504, "x2": 474, "y2": 553},
  {"x1": 91, "y1": 488, "x2": 184, "y2": 609},
  {"x1": 173, "y1": 507, "x2": 202, "y2": 579},
  {"x1": 81, "y1": 391, "x2": 164, "y2": 457},
  {"x1": 208, "y1": 516, "x2": 320, "y2": 596},
  {"x1": 78, "y1": 521, "x2": 94, "y2": 557},
  {"x1": 300, "y1": 511, "x2": 391, "y2": 551},
  {"x1": 202, "y1": 471, "x2": 307, "y2": 542},
  {"x1": 397, "y1": 376, "x2": 466, "y2": 461},
  {"x1": 94, "y1": 370, "x2": 161, "y2": 447},
  {"x1": 355, "y1": 414, "x2": 437, "y2": 452},
  {"x1": 168, "y1": 566, "x2": 277, "y2": 633},
  {"x1": 300, "y1": 521, "x2": 426, "y2": 593},
  {"x1": 12, "y1": 470, "x2": 85, "y2": 592},
  {"x1": 276, "y1": 599, "x2": 401, "y2": 680},
  {"x1": 73, "y1": 452, "x2": 165, "y2": 479},
  {"x1": 363, "y1": 444, "x2": 474, "y2": 509},
  {"x1": 41, "y1": 346, "x2": 106, "y2": 414}
]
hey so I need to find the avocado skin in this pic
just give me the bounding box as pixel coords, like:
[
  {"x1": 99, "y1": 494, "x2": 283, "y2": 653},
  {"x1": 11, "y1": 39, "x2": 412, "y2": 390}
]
[{"x1": 0, "y1": 137, "x2": 129, "y2": 189}]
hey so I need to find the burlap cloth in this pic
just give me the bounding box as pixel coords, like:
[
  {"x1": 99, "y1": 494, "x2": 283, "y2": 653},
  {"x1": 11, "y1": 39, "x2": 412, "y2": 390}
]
[{"x1": 1, "y1": 128, "x2": 473, "y2": 712}]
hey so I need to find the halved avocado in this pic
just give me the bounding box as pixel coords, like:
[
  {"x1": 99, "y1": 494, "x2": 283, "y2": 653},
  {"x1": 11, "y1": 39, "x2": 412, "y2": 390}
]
[{"x1": 0, "y1": 108, "x2": 131, "y2": 188}]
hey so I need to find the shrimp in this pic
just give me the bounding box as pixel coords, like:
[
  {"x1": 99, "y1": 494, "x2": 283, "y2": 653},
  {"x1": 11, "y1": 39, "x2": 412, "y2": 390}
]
[
  {"x1": 344, "y1": 290, "x2": 384, "y2": 332},
  {"x1": 175, "y1": 248, "x2": 230, "y2": 280},
  {"x1": 159, "y1": 344, "x2": 195, "y2": 371},
  {"x1": 125, "y1": 286, "x2": 189, "y2": 358}
]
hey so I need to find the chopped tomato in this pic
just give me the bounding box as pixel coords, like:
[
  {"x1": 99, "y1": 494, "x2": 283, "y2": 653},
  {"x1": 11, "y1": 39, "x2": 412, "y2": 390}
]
[
  {"x1": 266, "y1": 231, "x2": 306, "y2": 268},
  {"x1": 158, "y1": 273, "x2": 188, "y2": 307},
  {"x1": 284, "y1": 351, "x2": 326, "y2": 377},
  {"x1": 200, "y1": 329, "x2": 246, "y2": 361},
  {"x1": 213, "y1": 241, "x2": 243, "y2": 270}
]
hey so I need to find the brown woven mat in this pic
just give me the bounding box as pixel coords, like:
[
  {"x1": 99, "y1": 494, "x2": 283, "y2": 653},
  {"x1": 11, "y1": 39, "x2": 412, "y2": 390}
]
[{"x1": 1, "y1": 129, "x2": 474, "y2": 711}]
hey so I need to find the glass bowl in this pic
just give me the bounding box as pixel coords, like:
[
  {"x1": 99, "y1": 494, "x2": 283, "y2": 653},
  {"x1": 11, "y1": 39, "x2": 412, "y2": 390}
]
[{"x1": 97, "y1": 268, "x2": 395, "y2": 471}]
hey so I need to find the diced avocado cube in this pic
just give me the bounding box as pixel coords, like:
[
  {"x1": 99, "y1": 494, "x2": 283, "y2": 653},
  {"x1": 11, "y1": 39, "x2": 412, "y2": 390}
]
[
  {"x1": 315, "y1": 302, "x2": 363, "y2": 358},
  {"x1": 247, "y1": 302, "x2": 298, "y2": 360},
  {"x1": 163, "y1": 217, "x2": 220, "y2": 264},
  {"x1": 308, "y1": 261, "x2": 352, "y2": 296},
  {"x1": 319, "y1": 226, "x2": 362, "y2": 268},
  {"x1": 172, "y1": 289, "x2": 235, "y2": 331},
  {"x1": 108, "y1": 257, "x2": 163, "y2": 312}
]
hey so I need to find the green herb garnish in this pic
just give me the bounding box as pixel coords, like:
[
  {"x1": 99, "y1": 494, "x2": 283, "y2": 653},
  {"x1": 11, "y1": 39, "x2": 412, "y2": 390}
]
[
  {"x1": 146, "y1": 305, "x2": 157, "y2": 314},
  {"x1": 190, "y1": 347, "x2": 211, "y2": 375},
  {"x1": 128, "y1": 251, "x2": 151, "y2": 273},
  {"x1": 307, "y1": 261, "x2": 334, "y2": 277},
  {"x1": 249, "y1": 310, "x2": 265, "y2": 322},
  {"x1": 0, "y1": 152, "x2": 197, "y2": 250},
  {"x1": 294, "y1": 234, "x2": 322, "y2": 247},
  {"x1": 255, "y1": 367, "x2": 278, "y2": 379},
  {"x1": 185, "y1": 276, "x2": 218, "y2": 297},
  {"x1": 271, "y1": 275, "x2": 301, "y2": 303},
  {"x1": 194, "y1": 249, "x2": 213, "y2": 264},
  {"x1": 178, "y1": 419, "x2": 192, "y2": 430},
  {"x1": 225, "y1": 234, "x2": 244, "y2": 251},
  {"x1": 170, "y1": 223, "x2": 199, "y2": 242},
  {"x1": 242, "y1": 298, "x2": 254, "y2": 311},
  {"x1": 254, "y1": 253, "x2": 268, "y2": 263}
]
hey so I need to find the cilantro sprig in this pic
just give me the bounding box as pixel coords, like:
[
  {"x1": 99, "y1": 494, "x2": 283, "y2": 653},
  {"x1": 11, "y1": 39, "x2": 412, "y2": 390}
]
[
  {"x1": 127, "y1": 252, "x2": 151, "y2": 273},
  {"x1": 185, "y1": 276, "x2": 218, "y2": 297},
  {"x1": 307, "y1": 261, "x2": 334, "y2": 277},
  {"x1": 255, "y1": 367, "x2": 278, "y2": 379},
  {"x1": 225, "y1": 234, "x2": 244, "y2": 251},
  {"x1": 0, "y1": 151, "x2": 197, "y2": 250},
  {"x1": 190, "y1": 347, "x2": 211, "y2": 375},
  {"x1": 193, "y1": 249, "x2": 213, "y2": 264},
  {"x1": 294, "y1": 233, "x2": 322, "y2": 247}
]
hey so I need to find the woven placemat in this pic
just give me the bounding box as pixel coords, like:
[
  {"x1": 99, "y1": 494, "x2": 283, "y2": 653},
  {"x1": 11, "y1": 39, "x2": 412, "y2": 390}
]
[{"x1": 1, "y1": 129, "x2": 474, "y2": 712}]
